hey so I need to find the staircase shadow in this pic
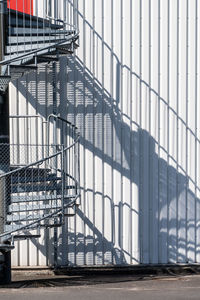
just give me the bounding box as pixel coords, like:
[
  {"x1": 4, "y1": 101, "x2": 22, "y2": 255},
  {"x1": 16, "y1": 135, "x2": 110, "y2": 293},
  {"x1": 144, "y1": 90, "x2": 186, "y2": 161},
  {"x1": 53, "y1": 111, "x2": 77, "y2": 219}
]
[{"x1": 10, "y1": 8, "x2": 200, "y2": 265}]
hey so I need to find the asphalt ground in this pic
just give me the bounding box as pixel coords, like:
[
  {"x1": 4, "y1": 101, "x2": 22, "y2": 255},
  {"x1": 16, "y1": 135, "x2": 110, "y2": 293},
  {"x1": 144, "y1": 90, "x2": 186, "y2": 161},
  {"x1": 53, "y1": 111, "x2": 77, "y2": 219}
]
[{"x1": 0, "y1": 268, "x2": 200, "y2": 299}]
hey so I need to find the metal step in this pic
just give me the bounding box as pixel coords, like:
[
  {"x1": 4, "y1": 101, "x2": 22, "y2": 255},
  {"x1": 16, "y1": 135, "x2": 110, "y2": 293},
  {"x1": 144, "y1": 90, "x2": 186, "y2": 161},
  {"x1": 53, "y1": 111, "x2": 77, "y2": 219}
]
[
  {"x1": 3, "y1": 37, "x2": 76, "y2": 65},
  {"x1": 7, "y1": 8, "x2": 62, "y2": 25},
  {"x1": 11, "y1": 174, "x2": 61, "y2": 184},
  {"x1": 9, "y1": 203, "x2": 62, "y2": 213},
  {"x1": 11, "y1": 184, "x2": 75, "y2": 194},
  {"x1": 8, "y1": 27, "x2": 75, "y2": 36},
  {"x1": 7, "y1": 212, "x2": 60, "y2": 222},
  {"x1": 11, "y1": 194, "x2": 76, "y2": 203},
  {"x1": 9, "y1": 198, "x2": 76, "y2": 213},
  {"x1": 8, "y1": 34, "x2": 67, "y2": 44},
  {"x1": 5, "y1": 41, "x2": 61, "y2": 54},
  {"x1": 8, "y1": 15, "x2": 63, "y2": 30},
  {"x1": 8, "y1": 64, "x2": 37, "y2": 80},
  {"x1": 4, "y1": 222, "x2": 63, "y2": 233},
  {"x1": 10, "y1": 64, "x2": 37, "y2": 72},
  {"x1": 10, "y1": 166, "x2": 51, "y2": 175},
  {"x1": 13, "y1": 234, "x2": 41, "y2": 240},
  {"x1": 11, "y1": 182, "x2": 60, "y2": 193},
  {"x1": 35, "y1": 55, "x2": 59, "y2": 63}
]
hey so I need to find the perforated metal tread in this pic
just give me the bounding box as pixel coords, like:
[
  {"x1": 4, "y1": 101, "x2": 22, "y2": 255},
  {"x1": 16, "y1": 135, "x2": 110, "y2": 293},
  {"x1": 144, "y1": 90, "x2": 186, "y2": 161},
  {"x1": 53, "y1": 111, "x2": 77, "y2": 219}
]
[
  {"x1": 11, "y1": 194, "x2": 76, "y2": 203},
  {"x1": 0, "y1": 76, "x2": 11, "y2": 93}
]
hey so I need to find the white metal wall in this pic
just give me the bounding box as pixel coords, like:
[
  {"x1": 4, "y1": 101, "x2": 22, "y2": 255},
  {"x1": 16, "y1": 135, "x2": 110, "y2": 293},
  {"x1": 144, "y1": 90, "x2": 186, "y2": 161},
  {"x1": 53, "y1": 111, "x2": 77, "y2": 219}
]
[{"x1": 10, "y1": 0, "x2": 200, "y2": 266}]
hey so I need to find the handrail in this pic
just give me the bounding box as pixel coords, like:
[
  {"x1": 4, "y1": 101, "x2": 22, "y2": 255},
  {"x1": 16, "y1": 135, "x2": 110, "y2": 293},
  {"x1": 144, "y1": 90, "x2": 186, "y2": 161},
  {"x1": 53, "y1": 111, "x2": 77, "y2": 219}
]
[
  {"x1": 0, "y1": 196, "x2": 79, "y2": 239},
  {"x1": 48, "y1": 113, "x2": 78, "y2": 129},
  {"x1": 0, "y1": 130, "x2": 80, "y2": 240},
  {"x1": 0, "y1": 135, "x2": 80, "y2": 179}
]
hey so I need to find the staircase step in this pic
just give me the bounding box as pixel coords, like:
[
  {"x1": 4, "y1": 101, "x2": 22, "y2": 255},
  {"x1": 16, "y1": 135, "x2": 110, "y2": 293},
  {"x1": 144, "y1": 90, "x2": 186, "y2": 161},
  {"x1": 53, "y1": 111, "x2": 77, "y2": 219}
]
[
  {"x1": 35, "y1": 55, "x2": 59, "y2": 63},
  {"x1": 13, "y1": 234, "x2": 41, "y2": 240},
  {"x1": 3, "y1": 39, "x2": 74, "y2": 65},
  {"x1": 8, "y1": 64, "x2": 37, "y2": 80},
  {"x1": 11, "y1": 194, "x2": 76, "y2": 203},
  {"x1": 10, "y1": 166, "x2": 51, "y2": 176},
  {"x1": 8, "y1": 34, "x2": 67, "y2": 45},
  {"x1": 5, "y1": 41, "x2": 60, "y2": 54},
  {"x1": 10, "y1": 203, "x2": 61, "y2": 213},
  {"x1": 8, "y1": 27, "x2": 74, "y2": 36},
  {"x1": 9, "y1": 199, "x2": 76, "y2": 213},
  {"x1": 11, "y1": 182, "x2": 63, "y2": 193},
  {"x1": 4, "y1": 222, "x2": 63, "y2": 232},
  {"x1": 11, "y1": 174, "x2": 61, "y2": 184},
  {"x1": 10, "y1": 65, "x2": 37, "y2": 72},
  {"x1": 8, "y1": 11, "x2": 63, "y2": 30},
  {"x1": 7, "y1": 213, "x2": 61, "y2": 222}
]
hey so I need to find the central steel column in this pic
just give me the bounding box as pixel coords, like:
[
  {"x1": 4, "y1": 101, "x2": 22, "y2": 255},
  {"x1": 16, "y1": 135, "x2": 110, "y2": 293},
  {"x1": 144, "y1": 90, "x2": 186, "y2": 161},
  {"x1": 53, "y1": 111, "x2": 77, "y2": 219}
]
[
  {"x1": 0, "y1": 0, "x2": 9, "y2": 234},
  {"x1": 0, "y1": 0, "x2": 11, "y2": 284}
]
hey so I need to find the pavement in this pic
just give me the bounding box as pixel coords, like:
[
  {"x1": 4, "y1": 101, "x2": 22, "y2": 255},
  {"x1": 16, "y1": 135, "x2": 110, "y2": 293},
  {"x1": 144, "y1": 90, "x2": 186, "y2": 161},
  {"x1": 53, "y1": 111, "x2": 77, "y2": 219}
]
[{"x1": 0, "y1": 267, "x2": 200, "y2": 299}]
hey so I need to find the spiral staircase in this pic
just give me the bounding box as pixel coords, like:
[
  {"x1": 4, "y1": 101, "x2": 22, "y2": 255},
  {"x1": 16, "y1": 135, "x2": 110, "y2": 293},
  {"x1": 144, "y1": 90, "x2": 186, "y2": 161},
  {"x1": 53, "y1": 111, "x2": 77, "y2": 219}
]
[{"x1": 0, "y1": 1, "x2": 80, "y2": 282}]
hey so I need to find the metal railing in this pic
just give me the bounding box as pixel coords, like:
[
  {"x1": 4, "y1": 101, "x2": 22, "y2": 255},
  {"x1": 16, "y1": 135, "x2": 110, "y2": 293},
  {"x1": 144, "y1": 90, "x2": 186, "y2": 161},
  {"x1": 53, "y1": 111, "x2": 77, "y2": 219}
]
[
  {"x1": 9, "y1": 115, "x2": 46, "y2": 165},
  {"x1": 0, "y1": 0, "x2": 79, "y2": 67},
  {"x1": 0, "y1": 115, "x2": 80, "y2": 241}
]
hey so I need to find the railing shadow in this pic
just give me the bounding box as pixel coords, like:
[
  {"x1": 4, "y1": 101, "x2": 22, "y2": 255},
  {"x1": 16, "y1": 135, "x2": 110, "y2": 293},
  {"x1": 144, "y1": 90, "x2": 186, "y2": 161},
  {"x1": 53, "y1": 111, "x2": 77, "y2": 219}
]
[{"x1": 10, "y1": 2, "x2": 200, "y2": 266}]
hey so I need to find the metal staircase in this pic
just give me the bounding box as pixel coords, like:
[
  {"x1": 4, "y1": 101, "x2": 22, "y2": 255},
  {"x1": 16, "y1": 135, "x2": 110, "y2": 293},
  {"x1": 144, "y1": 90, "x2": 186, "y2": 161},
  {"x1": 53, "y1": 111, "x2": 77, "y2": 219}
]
[
  {"x1": 0, "y1": 3, "x2": 79, "y2": 79},
  {"x1": 0, "y1": 0, "x2": 80, "y2": 281},
  {"x1": 0, "y1": 115, "x2": 80, "y2": 241}
]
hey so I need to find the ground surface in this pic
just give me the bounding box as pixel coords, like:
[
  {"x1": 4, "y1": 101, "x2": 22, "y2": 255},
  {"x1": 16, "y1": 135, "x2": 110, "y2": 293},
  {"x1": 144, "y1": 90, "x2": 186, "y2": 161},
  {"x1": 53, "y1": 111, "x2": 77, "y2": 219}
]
[{"x1": 0, "y1": 270, "x2": 200, "y2": 299}]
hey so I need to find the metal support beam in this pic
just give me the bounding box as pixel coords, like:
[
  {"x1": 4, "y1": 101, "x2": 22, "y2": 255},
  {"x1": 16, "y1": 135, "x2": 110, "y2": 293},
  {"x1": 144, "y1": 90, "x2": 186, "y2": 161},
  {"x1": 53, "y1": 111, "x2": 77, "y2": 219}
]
[
  {"x1": 0, "y1": 1, "x2": 11, "y2": 284},
  {"x1": 0, "y1": 0, "x2": 9, "y2": 234}
]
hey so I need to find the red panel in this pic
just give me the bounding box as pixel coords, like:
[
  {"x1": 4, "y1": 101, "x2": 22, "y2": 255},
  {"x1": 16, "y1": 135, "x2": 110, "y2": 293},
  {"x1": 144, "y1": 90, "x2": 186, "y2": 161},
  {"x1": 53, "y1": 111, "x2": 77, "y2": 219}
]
[{"x1": 7, "y1": 0, "x2": 33, "y2": 15}]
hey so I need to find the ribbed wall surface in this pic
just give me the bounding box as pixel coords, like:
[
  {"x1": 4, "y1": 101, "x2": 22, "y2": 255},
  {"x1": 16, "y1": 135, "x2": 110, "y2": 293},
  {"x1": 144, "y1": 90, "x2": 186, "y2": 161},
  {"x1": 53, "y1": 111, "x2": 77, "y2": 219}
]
[{"x1": 10, "y1": 0, "x2": 200, "y2": 266}]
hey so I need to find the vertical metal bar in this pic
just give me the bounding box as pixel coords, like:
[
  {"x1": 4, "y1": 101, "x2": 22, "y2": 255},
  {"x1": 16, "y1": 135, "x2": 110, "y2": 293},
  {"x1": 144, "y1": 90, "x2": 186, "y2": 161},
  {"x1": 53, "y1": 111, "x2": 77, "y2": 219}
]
[
  {"x1": 0, "y1": 1, "x2": 9, "y2": 235},
  {"x1": 176, "y1": 0, "x2": 180, "y2": 262},
  {"x1": 186, "y1": 0, "x2": 189, "y2": 262},
  {"x1": 148, "y1": 0, "x2": 152, "y2": 263},
  {"x1": 0, "y1": 0, "x2": 11, "y2": 283},
  {"x1": 73, "y1": 0, "x2": 77, "y2": 29},
  {"x1": 17, "y1": 0, "x2": 19, "y2": 57},
  {"x1": 111, "y1": 0, "x2": 114, "y2": 265},
  {"x1": 78, "y1": 134, "x2": 80, "y2": 202},
  {"x1": 194, "y1": 0, "x2": 198, "y2": 263},
  {"x1": 61, "y1": 145, "x2": 65, "y2": 220},
  {"x1": 8, "y1": 0, "x2": 10, "y2": 60},
  {"x1": 101, "y1": 0, "x2": 105, "y2": 265},
  {"x1": 0, "y1": 0, "x2": 6, "y2": 75},
  {"x1": 139, "y1": 0, "x2": 142, "y2": 263},
  {"x1": 166, "y1": 0, "x2": 170, "y2": 263},
  {"x1": 82, "y1": 0, "x2": 86, "y2": 266},
  {"x1": 53, "y1": 216, "x2": 58, "y2": 266},
  {"x1": 52, "y1": 62, "x2": 57, "y2": 154},
  {"x1": 158, "y1": 0, "x2": 161, "y2": 264}
]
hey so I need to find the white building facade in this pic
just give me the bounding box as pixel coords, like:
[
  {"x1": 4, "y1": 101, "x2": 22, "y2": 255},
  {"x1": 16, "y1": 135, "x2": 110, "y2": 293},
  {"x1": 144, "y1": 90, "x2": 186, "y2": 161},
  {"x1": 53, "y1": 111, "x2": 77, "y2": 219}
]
[{"x1": 10, "y1": 0, "x2": 200, "y2": 266}]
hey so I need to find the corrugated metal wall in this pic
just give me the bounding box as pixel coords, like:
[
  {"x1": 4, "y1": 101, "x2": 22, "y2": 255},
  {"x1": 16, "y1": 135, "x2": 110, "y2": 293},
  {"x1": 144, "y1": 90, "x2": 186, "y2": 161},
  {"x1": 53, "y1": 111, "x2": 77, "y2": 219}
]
[{"x1": 10, "y1": 0, "x2": 200, "y2": 266}]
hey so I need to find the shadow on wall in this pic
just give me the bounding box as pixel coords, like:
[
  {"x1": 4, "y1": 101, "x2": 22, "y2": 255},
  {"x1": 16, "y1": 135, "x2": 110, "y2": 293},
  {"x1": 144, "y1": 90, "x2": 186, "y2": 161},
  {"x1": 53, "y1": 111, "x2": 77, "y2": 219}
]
[
  {"x1": 13, "y1": 54, "x2": 199, "y2": 266},
  {"x1": 61, "y1": 55, "x2": 199, "y2": 266},
  {"x1": 12, "y1": 9, "x2": 200, "y2": 266}
]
